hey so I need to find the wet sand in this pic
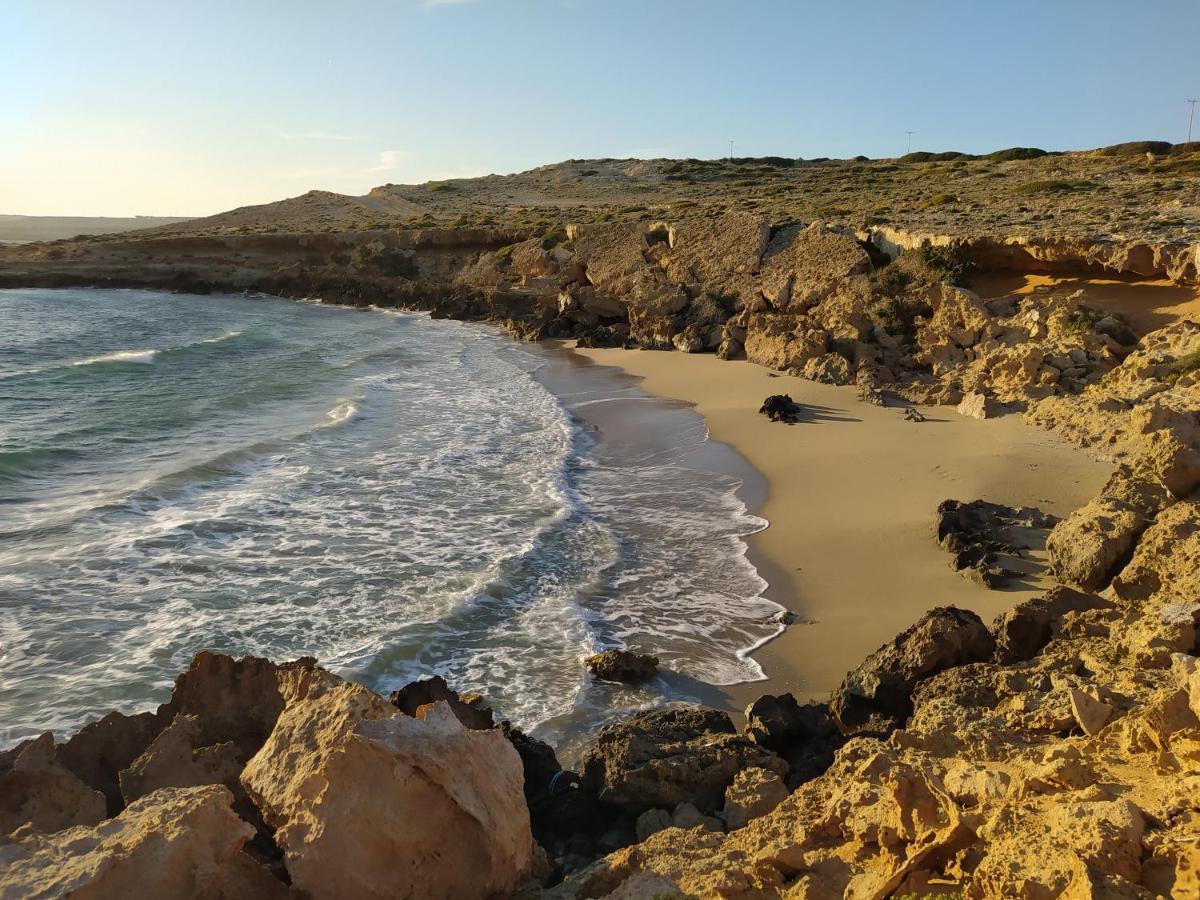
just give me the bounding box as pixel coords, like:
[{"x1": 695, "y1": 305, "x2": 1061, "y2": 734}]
[{"x1": 566, "y1": 347, "x2": 1112, "y2": 715}]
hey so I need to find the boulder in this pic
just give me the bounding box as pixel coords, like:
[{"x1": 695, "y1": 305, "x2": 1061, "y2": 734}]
[
  {"x1": 0, "y1": 733, "x2": 106, "y2": 836},
  {"x1": 722, "y1": 767, "x2": 789, "y2": 830},
  {"x1": 241, "y1": 680, "x2": 533, "y2": 900},
  {"x1": 118, "y1": 714, "x2": 242, "y2": 806},
  {"x1": 1068, "y1": 688, "x2": 1114, "y2": 736},
  {"x1": 585, "y1": 650, "x2": 659, "y2": 684},
  {"x1": 579, "y1": 707, "x2": 786, "y2": 814},
  {"x1": 1110, "y1": 500, "x2": 1200, "y2": 605},
  {"x1": 53, "y1": 710, "x2": 168, "y2": 817},
  {"x1": 759, "y1": 222, "x2": 871, "y2": 309},
  {"x1": 389, "y1": 674, "x2": 495, "y2": 730},
  {"x1": 831, "y1": 606, "x2": 995, "y2": 731},
  {"x1": 956, "y1": 391, "x2": 994, "y2": 420},
  {"x1": 635, "y1": 808, "x2": 671, "y2": 842},
  {"x1": 801, "y1": 352, "x2": 853, "y2": 385},
  {"x1": 1047, "y1": 497, "x2": 1148, "y2": 592},
  {"x1": 742, "y1": 313, "x2": 829, "y2": 371},
  {"x1": 0, "y1": 785, "x2": 289, "y2": 899},
  {"x1": 991, "y1": 586, "x2": 1112, "y2": 663}
]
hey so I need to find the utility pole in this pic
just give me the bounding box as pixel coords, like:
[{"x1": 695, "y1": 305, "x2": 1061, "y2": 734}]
[
  {"x1": 1188, "y1": 99, "x2": 1198, "y2": 144},
  {"x1": 729, "y1": 139, "x2": 734, "y2": 162},
  {"x1": 905, "y1": 131, "x2": 914, "y2": 155}
]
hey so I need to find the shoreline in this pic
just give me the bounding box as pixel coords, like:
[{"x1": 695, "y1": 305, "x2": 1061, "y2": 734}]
[{"x1": 563, "y1": 345, "x2": 1114, "y2": 708}]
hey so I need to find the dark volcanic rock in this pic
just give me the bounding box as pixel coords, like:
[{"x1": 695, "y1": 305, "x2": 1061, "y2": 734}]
[
  {"x1": 744, "y1": 694, "x2": 843, "y2": 788},
  {"x1": 991, "y1": 586, "x2": 1113, "y2": 663},
  {"x1": 935, "y1": 498, "x2": 1059, "y2": 589},
  {"x1": 831, "y1": 606, "x2": 995, "y2": 733},
  {"x1": 759, "y1": 394, "x2": 803, "y2": 423},
  {"x1": 389, "y1": 675, "x2": 495, "y2": 730},
  {"x1": 579, "y1": 707, "x2": 787, "y2": 814},
  {"x1": 585, "y1": 650, "x2": 659, "y2": 684}
]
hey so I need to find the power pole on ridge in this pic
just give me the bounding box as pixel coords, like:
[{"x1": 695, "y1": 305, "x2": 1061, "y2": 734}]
[
  {"x1": 1188, "y1": 99, "x2": 1198, "y2": 144},
  {"x1": 905, "y1": 131, "x2": 914, "y2": 155},
  {"x1": 729, "y1": 139, "x2": 734, "y2": 162}
]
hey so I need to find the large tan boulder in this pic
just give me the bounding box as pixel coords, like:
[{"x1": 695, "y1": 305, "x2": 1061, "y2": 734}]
[
  {"x1": 662, "y1": 213, "x2": 768, "y2": 301},
  {"x1": 118, "y1": 714, "x2": 242, "y2": 806},
  {"x1": 1110, "y1": 500, "x2": 1200, "y2": 604},
  {"x1": 742, "y1": 313, "x2": 828, "y2": 371},
  {"x1": 241, "y1": 680, "x2": 533, "y2": 900},
  {"x1": 1047, "y1": 498, "x2": 1147, "y2": 592},
  {"x1": 0, "y1": 785, "x2": 288, "y2": 899},
  {"x1": 0, "y1": 733, "x2": 105, "y2": 836}
]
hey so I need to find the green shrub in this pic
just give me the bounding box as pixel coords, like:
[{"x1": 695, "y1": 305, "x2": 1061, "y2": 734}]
[
  {"x1": 1161, "y1": 349, "x2": 1200, "y2": 384},
  {"x1": 871, "y1": 295, "x2": 930, "y2": 341},
  {"x1": 493, "y1": 243, "x2": 516, "y2": 268},
  {"x1": 873, "y1": 264, "x2": 913, "y2": 297},
  {"x1": 919, "y1": 193, "x2": 957, "y2": 208},
  {"x1": 917, "y1": 240, "x2": 974, "y2": 286},
  {"x1": 984, "y1": 147, "x2": 1048, "y2": 161},
  {"x1": 1014, "y1": 179, "x2": 1091, "y2": 194},
  {"x1": 427, "y1": 181, "x2": 455, "y2": 192},
  {"x1": 1065, "y1": 306, "x2": 1104, "y2": 333},
  {"x1": 1095, "y1": 140, "x2": 1171, "y2": 157}
]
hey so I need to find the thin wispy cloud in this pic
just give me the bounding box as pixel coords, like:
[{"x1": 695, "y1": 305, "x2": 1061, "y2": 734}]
[{"x1": 422, "y1": 0, "x2": 477, "y2": 8}]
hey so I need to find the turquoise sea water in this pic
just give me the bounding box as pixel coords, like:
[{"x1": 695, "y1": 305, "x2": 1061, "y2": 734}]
[{"x1": 0, "y1": 288, "x2": 781, "y2": 747}]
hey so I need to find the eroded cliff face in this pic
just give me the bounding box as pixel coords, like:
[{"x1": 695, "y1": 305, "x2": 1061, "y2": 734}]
[{"x1": 3, "y1": 213, "x2": 1200, "y2": 899}]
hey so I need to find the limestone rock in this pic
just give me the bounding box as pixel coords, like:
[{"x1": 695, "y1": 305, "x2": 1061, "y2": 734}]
[
  {"x1": 634, "y1": 808, "x2": 671, "y2": 842},
  {"x1": 722, "y1": 767, "x2": 788, "y2": 830},
  {"x1": 991, "y1": 586, "x2": 1112, "y2": 663},
  {"x1": 742, "y1": 313, "x2": 828, "y2": 371},
  {"x1": 1068, "y1": 688, "x2": 1114, "y2": 736},
  {"x1": 1047, "y1": 497, "x2": 1148, "y2": 592},
  {"x1": 585, "y1": 650, "x2": 659, "y2": 684},
  {"x1": 118, "y1": 714, "x2": 242, "y2": 806},
  {"x1": 759, "y1": 222, "x2": 871, "y2": 309},
  {"x1": 801, "y1": 352, "x2": 853, "y2": 385},
  {"x1": 0, "y1": 733, "x2": 106, "y2": 836},
  {"x1": 1110, "y1": 499, "x2": 1200, "y2": 604},
  {"x1": 956, "y1": 390, "x2": 994, "y2": 419},
  {"x1": 242, "y1": 684, "x2": 533, "y2": 900},
  {"x1": 832, "y1": 606, "x2": 995, "y2": 731},
  {"x1": 578, "y1": 707, "x2": 787, "y2": 814},
  {"x1": 0, "y1": 785, "x2": 288, "y2": 899}
]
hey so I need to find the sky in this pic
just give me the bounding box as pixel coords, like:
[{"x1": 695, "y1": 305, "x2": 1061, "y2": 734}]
[{"x1": 2, "y1": 0, "x2": 1198, "y2": 217}]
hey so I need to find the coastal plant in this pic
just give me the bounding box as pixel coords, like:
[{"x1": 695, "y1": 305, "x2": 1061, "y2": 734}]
[
  {"x1": 1014, "y1": 179, "x2": 1091, "y2": 195},
  {"x1": 1065, "y1": 306, "x2": 1105, "y2": 333},
  {"x1": 871, "y1": 295, "x2": 930, "y2": 343},
  {"x1": 916, "y1": 240, "x2": 974, "y2": 286},
  {"x1": 1160, "y1": 349, "x2": 1200, "y2": 384},
  {"x1": 919, "y1": 193, "x2": 957, "y2": 208}
]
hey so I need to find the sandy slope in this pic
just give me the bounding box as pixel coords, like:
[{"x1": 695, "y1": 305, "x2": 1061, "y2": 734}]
[{"x1": 569, "y1": 347, "x2": 1111, "y2": 708}]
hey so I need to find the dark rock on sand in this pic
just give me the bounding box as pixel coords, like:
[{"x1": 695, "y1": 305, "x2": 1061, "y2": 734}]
[
  {"x1": 759, "y1": 394, "x2": 803, "y2": 423},
  {"x1": 579, "y1": 707, "x2": 787, "y2": 814},
  {"x1": 832, "y1": 606, "x2": 995, "y2": 732},
  {"x1": 935, "y1": 498, "x2": 1059, "y2": 589},
  {"x1": 585, "y1": 650, "x2": 659, "y2": 684}
]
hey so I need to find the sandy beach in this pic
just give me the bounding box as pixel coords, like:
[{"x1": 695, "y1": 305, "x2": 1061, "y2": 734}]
[{"x1": 567, "y1": 346, "x2": 1113, "y2": 714}]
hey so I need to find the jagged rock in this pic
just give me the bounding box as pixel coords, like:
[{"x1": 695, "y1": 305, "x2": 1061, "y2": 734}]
[
  {"x1": 670, "y1": 801, "x2": 721, "y2": 832},
  {"x1": 722, "y1": 767, "x2": 788, "y2": 830},
  {"x1": 801, "y1": 352, "x2": 852, "y2": 385},
  {"x1": 759, "y1": 393, "x2": 803, "y2": 423},
  {"x1": 242, "y1": 679, "x2": 533, "y2": 900},
  {"x1": 741, "y1": 694, "x2": 841, "y2": 784},
  {"x1": 742, "y1": 313, "x2": 829, "y2": 371},
  {"x1": 956, "y1": 390, "x2": 994, "y2": 419},
  {"x1": 1110, "y1": 499, "x2": 1200, "y2": 605},
  {"x1": 716, "y1": 336, "x2": 743, "y2": 360},
  {"x1": 992, "y1": 586, "x2": 1112, "y2": 663},
  {"x1": 53, "y1": 709, "x2": 168, "y2": 817},
  {"x1": 578, "y1": 707, "x2": 786, "y2": 814},
  {"x1": 759, "y1": 222, "x2": 871, "y2": 309},
  {"x1": 903, "y1": 406, "x2": 926, "y2": 421},
  {"x1": 585, "y1": 650, "x2": 659, "y2": 684},
  {"x1": 634, "y1": 808, "x2": 671, "y2": 842},
  {"x1": 832, "y1": 606, "x2": 995, "y2": 731},
  {"x1": 1047, "y1": 497, "x2": 1147, "y2": 592},
  {"x1": 0, "y1": 785, "x2": 290, "y2": 899},
  {"x1": 118, "y1": 714, "x2": 242, "y2": 806},
  {"x1": 1068, "y1": 687, "x2": 1114, "y2": 735},
  {"x1": 389, "y1": 674, "x2": 495, "y2": 730},
  {"x1": 0, "y1": 733, "x2": 106, "y2": 836}
]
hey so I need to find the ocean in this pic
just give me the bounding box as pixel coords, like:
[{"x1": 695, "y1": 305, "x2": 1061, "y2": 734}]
[{"x1": 0, "y1": 288, "x2": 783, "y2": 750}]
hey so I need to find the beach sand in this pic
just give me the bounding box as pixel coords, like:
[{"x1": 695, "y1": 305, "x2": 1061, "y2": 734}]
[{"x1": 566, "y1": 346, "x2": 1113, "y2": 716}]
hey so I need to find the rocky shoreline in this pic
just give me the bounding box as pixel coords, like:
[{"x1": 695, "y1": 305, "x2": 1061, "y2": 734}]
[{"x1": 3, "y1": 191, "x2": 1200, "y2": 896}]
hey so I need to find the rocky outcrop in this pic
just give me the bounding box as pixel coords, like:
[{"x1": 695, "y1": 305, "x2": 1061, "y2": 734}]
[
  {"x1": 389, "y1": 674, "x2": 495, "y2": 729},
  {"x1": 0, "y1": 733, "x2": 106, "y2": 836},
  {"x1": 935, "y1": 498, "x2": 1058, "y2": 588},
  {"x1": 585, "y1": 650, "x2": 659, "y2": 684},
  {"x1": 579, "y1": 708, "x2": 787, "y2": 814},
  {"x1": 991, "y1": 586, "x2": 1111, "y2": 663},
  {"x1": 832, "y1": 606, "x2": 995, "y2": 731},
  {"x1": 758, "y1": 393, "x2": 803, "y2": 423},
  {"x1": 0, "y1": 786, "x2": 289, "y2": 900}
]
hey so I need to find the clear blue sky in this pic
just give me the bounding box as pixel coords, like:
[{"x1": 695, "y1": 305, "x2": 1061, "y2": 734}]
[{"x1": 2, "y1": 0, "x2": 1198, "y2": 216}]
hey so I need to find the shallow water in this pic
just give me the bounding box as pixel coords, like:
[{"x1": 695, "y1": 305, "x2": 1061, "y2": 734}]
[{"x1": 0, "y1": 288, "x2": 782, "y2": 748}]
